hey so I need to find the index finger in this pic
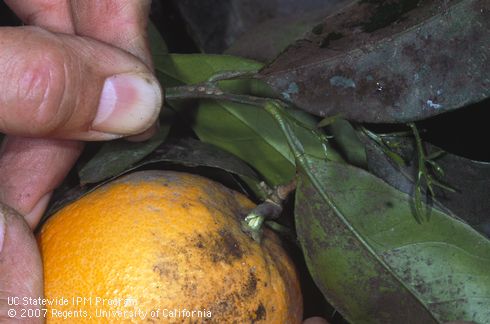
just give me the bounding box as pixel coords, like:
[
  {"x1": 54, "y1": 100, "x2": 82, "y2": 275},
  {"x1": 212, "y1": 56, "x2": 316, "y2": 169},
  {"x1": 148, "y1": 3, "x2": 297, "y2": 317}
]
[{"x1": 71, "y1": 0, "x2": 153, "y2": 66}]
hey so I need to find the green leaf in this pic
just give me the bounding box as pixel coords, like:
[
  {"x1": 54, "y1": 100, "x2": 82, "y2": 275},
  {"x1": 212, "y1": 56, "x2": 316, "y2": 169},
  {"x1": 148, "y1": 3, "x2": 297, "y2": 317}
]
[
  {"x1": 295, "y1": 158, "x2": 490, "y2": 323},
  {"x1": 79, "y1": 126, "x2": 169, "y2": 184},
  {"x1": 317, "y1": 114, "x2": 341, "y2": 128},
  {"x1": 154, "y1": 54, "x2": 262, "y2": 87},
  {"x1": 154, "y1": 53, "x2": 333, "y2": 185},
  {"x1": 327, "y1": 118, "x2": 367, "y2": 168},
  {"x1": 193, "y1": 100, "x2": 295, "y2": 185},
  {"x1": 195, "y1": 98, "x2": 338, "y2": 186}
]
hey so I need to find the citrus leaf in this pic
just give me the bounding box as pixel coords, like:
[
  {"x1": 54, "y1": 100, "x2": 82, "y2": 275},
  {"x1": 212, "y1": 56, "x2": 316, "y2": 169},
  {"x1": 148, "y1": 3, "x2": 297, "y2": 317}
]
[
  {"x1": 46, "y1": 138, "x2": 263, "y2": 222},
  {"x1": 154, "y1": 53, "x2": 333, "y2": 186},
  {"x1": 194, "y1": 99, "x2": 337, "y2": 186},
  {"x1": 359, "y1": 131, "x2": 422, "y2": 198},
  {"x1": 360, "y1": 132, "x2": 490, "y2": 238},
  {"x1": 327, "y1": 118, "x2": 366, "y2": 168},
  {"x1": 295, "y1": 158, "x2": 490, "y2": 323},
  {"x1": 154, "y1": 53, "x2": 262, "y2": 87},
  {"x1": 122, "y1": 137, "x2": 264, "y2": 198},
  {"x1": 193, "y1": 100, "x2": 294, "y2": 185},
  {"x1": 431, "y1": 154, "x2": 490, "y2": 237},
  {"x1": 317, "y1": 114, "x2": 341, "y2": 128},
  {"x1": 259, "y1": 0, "x2": 490, "y2": 123},
  {"x1": 78, "y1": 126, "x2": 169, "y2": 184},
  {"x1": 131, "y1": 137, "x2": 259, "y2": 181}
]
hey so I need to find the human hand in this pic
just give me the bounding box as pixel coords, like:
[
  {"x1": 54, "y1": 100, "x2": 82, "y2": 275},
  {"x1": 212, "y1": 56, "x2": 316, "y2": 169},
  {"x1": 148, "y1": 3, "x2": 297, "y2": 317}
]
[
  {"x1": 0, "y1": 0, "x2": 160, "y2": 228},
  {"x1": 0, "y1": 1, "x2": 160, "y2": 322}
]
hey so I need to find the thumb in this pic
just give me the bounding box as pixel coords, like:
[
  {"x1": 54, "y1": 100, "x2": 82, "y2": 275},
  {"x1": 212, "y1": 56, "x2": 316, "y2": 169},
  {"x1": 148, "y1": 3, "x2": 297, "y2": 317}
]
[
  {"x1": 0, "y1": 26, "x2": 162, "y2": 140},
  {"x1": 0, "y1": 204, "x2": 43, "y2": 323}
]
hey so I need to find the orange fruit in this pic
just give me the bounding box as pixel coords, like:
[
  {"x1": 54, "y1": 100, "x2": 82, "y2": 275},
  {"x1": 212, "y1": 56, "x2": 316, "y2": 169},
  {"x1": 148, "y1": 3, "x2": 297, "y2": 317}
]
[{"x1": 38, "y1": 170, "x2": 302, "y2": 323}]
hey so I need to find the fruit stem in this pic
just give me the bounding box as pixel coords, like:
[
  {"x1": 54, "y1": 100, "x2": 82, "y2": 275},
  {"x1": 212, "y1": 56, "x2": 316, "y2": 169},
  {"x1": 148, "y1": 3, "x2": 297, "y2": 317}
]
[{"x1": 242, "y1": 179, "x2": 296, "y2": 242}]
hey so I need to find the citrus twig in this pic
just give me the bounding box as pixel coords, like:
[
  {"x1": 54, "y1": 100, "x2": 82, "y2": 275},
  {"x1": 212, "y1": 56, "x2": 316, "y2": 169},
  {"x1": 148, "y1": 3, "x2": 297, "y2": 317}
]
[
  {"x1": 207, "y1": 70, "x2": 259, "y2": 82},
  {"x1": 241, "y1": 180, "x2": 296, "y2": 242},
  {"x1": 165, "y1": 83, "x2": 329, "y2": 151},
  {"x1": 165, "y1": 84, "x2": 268, "y2": 106}
]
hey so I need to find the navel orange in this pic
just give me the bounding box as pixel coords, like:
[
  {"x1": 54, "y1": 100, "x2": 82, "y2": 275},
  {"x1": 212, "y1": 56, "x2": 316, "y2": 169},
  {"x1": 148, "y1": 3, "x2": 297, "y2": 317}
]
[{"x1": 38, "y1": 170, "x2": 302, "y2": 323}]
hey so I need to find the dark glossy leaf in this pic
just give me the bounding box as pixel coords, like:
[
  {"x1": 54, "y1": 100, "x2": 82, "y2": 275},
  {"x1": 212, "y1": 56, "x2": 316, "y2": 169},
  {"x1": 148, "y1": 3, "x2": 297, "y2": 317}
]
[
  {"x1": 361, "y1": 132, "x2": 490, "y2": 237},
  {"x1": 79, "y1": 126, "x2": 169, "y2": 184},
  {"x1": 295, "y1": 158, "x2": 490, "y2": 323},
  {"x1": 133, "y1": 138, "x2": 259, "y2": 180},
  {"x1": 128, "y1": 138, "x2": 263, "y2": 198},
  {"x1": 45, "y1": 138, "x2": 262, "y2": 222},
  {"x1": 432, "y1": 154, "x2": 490, "y2": 237},
  {"x1": 259, "y1": 0, "x2": 490, "y2": 123}
]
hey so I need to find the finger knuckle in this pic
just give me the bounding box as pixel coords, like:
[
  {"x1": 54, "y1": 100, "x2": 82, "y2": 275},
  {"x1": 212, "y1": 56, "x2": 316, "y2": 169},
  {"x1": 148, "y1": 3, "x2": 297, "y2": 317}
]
[{"x1": 9, "y1": 46, "x2": 67, "y2": 135}]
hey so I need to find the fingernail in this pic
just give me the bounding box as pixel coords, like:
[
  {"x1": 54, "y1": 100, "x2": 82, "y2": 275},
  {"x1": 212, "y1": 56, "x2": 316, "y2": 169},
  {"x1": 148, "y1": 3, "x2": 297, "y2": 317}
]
[
  {"x1": 0, "y1": 207, "x2": 6, "y2": 254},
  {"x1": 92, "y1": 73, "x2": 162, "y2": 135}
]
